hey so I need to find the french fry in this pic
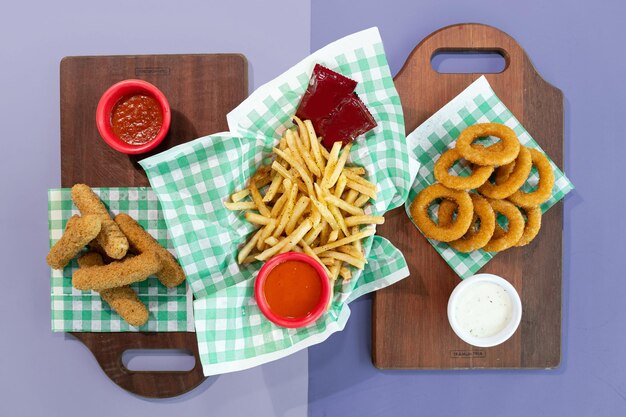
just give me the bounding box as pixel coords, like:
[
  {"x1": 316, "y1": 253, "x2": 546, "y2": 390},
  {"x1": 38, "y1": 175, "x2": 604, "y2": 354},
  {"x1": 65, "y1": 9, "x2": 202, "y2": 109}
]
[
  {"x1": 285, "y1": 130, "x2": 309, "y2": 177},
  {"x1": 245, "y1": 212, "x2": 272, "y2": 226},
  {"x1": 285, "y1": 195, "x2": 310, "y2": 234},
  {"x1": 333, "y1": 174, "x2": 347, "y2": 198},
  {"x1": 317, "y1": 184, "x2": 349, "y2": 235},
  {"x1": 255, "y1": 175, "x2": 273, "y2": 189},
  {"x1": 330, "y1": 260, "x2": 341, "y2": 281},
  {"x1": 231, "y1": 188, "x2": 250, "y2": 202},
  {"x1": 256, "y1": 219, "x2": 278, "y2": 252},
  {"x1": 293, "y1": 116, "x2": 311, "y2": 152},
  {"x1": 273, "y1": 182, "x2": 298, "y2": 238},
  {"x1": 347, "y1": 180, "x2": 377, "y2": 199},
  {"x1": 311, "y1": 199, "x2": 339, "y2": 231},
  {"x1": 289, "y1": 126, "x2": 321, "y2": 178},
  {"x1": 339, "y1": 266, "x2": 352, "y2": 281},
  {"x1": 238, "y1": 228, "x2": 263, "y2": 264},
  {"x1": 260, "y1": 220, "x2": 277, "y2": 248},
  {"x1": 304, "y1": 119, "x2": 325, "y2": 173},
  {"x1": 354, "y1": 193, "x2": 372, "y2": 208},
  {"x1": 270, "y1": 192, "x2": 288, "y2": 217},
  {"x1": 344, "y1": 169, "x2": 376, "y2": 191},
  {"x1": 319, "y1": 250, "x2": 365, "y2": 269},
  {"x1": 320, "y1": 220, "x2": 331, "y2": 244},
  {"x1": 328, "y1": 203, "x2": 349, "y2": 236},
  {"x1": 319, "y1": 257, "x2": 336, "y2": 267},
  {"x1": 321, "y1": 141, "x2": 342, "y2": 189},
  {"x1": 251, "y1": 166, "x2": 272, "y2": 188},
  {"x1": 304, "y1": 222, "x2": 324, "y2": 246},
  {"x1": 325, "y1": 194, "x2": 364, "y2": 216},
  {"x1": 264, "y1": 236, "x2": 279, "y2": 246},
  {"x1": 344, "y1": 166, "x2": 366, "y2": 176},
  {"x1": 300, "y1": 240, "x2": 331, "y2": 278},
  {"x1": 351, "y1": 225, "x2": 362, "y2": 254},
  {"x1": 337, "y1": 245, "x2": 365, "y2": 261},
  {"x1": 344, "y1": 189, "x2": 359, "y2": 205},
  {"x1": 326, "y1": 143, "x2": 352, "y2": 189},
  {"x1": 276, "y1": 147, "x2": 315, "y2": 196},
  {"x1": 293, "y1": 176, "x2": 309, "y2": 195},
  {"x1": 328, "y1": 229, "x2": 339, "y2": 243},
  {"x1": 345, "y1": 215, "x2": 385, "y2": 227},
  {"x1": 241, "y1": 255, "x2": 259, "y2": 264},
  {"x1": 225, "y1": 201, "x2": 257, "y2": 211},
  {"x1": 262, "y1": 173, "x2": 283, "y2": 202},
  {"x1": 271, "y1": 160, "x2": 294, "y2": 183},
  {"x1": 278, "y1": 135, "x2": 287, "y2": 151},
  {"x1": 313, "y1": 228, "x2": 376, "y2": 255},
  {"x1": 249, "y1": 181, "x2": 271, "y2": 217},
  {"x1": 310, "y1": 205, "x2": 321, "y2": 227},
  {"x1": 256, "y1": 219, "x2": 312, "y2": 260},
  {"x1": 319, "y1": 142, "x2": 331, "y2": 160}
]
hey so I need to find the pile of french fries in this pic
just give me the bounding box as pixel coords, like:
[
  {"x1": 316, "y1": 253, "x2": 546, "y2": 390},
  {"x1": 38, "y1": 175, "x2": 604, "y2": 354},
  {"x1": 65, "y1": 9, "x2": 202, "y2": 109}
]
[{"x1": 225, "y1": 116, "x2": 384, "y2": 282}]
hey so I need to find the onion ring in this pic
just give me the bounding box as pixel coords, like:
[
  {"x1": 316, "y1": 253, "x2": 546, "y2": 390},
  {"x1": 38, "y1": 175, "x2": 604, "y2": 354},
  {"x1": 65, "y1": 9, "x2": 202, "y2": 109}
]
[
  {"x1": 507, "y1": 148, "x2": 555, "y2": 208},
  {"x1": 409, "y1": 184, "x2": 473, "y2": 242},
  {"x1": 478, "y1": 146, "x2": 532, "y2": 199},
  {"x1": 434, "y1": 148, "x2": 494, "y2": 190},
  {"x1": 456, "y1": 123, "x2": 520, "y2": 166},
  {"x1": 438, "y1": 193, "x2": 496, "y2": 252},
  {"x1": 482, "y1": 198, "x2": 525, "y2": 252},
  {"x1": 515, "y1": 206, "x2": 542, "y2": 247},
  {"x1": 495, "y1": 160, "x2": 516, "y2": 184}
]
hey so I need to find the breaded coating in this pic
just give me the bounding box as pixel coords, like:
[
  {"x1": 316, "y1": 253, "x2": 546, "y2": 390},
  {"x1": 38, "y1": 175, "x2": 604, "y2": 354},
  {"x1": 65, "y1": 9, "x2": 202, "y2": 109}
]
[
  {"x1": 71, "y1": 184, "x2": 129, "y2": 259},
  {"x1": 115, "y1": 213, "x2": 186, "y2": 288},
  {"x1": 77, "y1": 252, "x2": 149, "y2": 327},
  {"x1": 73, "y1": 251, "x2": 162, "y2": 291},
  {"x1": 46, "y1": 215, "x2": 102, "y2": 269},
  {"x1": 100, "y1": 287, "x2": 149, "y2": 327},
  {"x1": 77, "y1": 251, "x2": 105, "y2": 268}
]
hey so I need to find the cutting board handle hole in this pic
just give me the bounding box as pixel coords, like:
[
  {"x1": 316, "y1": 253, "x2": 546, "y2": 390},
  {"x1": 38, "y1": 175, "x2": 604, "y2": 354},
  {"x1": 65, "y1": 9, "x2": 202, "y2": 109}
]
[
  {"x1": 431, "y1": 50, "x2": 507, "y2": 74},
  {"x1": 122, "y1": 349, "x2": 195, "y2": 372}
]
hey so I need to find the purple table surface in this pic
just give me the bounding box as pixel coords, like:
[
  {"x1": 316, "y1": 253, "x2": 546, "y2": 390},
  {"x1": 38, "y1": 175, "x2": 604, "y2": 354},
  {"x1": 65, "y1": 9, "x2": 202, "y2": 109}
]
[
  {"x1": 0, "y1": 1, "x2": 310, "y2": 416},
  {"x1": 308, "y1": 1, "x2": 626, "y2": 417}
]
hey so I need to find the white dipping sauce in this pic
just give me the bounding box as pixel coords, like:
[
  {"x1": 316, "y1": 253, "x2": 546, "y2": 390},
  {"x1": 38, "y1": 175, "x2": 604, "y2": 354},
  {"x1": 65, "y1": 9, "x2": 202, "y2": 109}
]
[{"x1": 454, "y1": 282, "x2": 513, "y2": 338}]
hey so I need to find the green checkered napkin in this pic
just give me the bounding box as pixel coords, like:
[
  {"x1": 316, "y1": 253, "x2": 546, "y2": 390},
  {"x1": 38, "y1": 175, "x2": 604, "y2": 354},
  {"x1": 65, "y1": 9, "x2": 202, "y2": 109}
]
[
  {"x1": 405, "y1": 76, "x2": 574, "y2": 279},
  {"x1": 48, "y1": 188, "x2": 194, "y2": 332},
  {"x1": 141, "y1": 27, "x2": 415, "y2": 375}
]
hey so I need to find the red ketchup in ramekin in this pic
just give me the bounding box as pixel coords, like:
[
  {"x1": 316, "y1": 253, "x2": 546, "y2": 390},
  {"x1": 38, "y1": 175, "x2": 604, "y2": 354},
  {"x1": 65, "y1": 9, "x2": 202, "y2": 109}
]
[{"x1": 96, "y1": 79, "x2": 171, "y2": 154}]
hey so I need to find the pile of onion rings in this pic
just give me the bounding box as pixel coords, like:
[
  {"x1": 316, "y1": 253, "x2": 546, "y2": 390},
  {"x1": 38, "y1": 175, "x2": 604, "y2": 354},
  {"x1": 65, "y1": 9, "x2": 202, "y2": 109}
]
[{"x1": 410, "y1": 122, "x2": 555, "y2": 253}]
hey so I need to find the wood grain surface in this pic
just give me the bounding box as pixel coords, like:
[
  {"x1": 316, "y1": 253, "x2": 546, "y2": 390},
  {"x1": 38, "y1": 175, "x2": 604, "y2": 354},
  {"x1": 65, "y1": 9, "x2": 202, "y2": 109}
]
[
  {"x1": 60, "y1": 54, "x2": 247, "y2": 397},
  {"x1": 373, "y1": 24, "x2": 564, "y2": 369}
]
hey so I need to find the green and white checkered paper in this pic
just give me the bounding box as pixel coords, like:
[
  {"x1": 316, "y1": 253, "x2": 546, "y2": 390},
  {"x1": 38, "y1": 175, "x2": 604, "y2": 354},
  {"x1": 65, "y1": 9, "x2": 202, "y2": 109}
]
[
  {"x1": 141, "y1": 27, "x2": 416, "y2": 375},
  {"x1": 48, "y1": 188, "x2": 194, "y2": 332},
  {"x1": 405, "y1": 76, "x2": 574, "y2": 279}
]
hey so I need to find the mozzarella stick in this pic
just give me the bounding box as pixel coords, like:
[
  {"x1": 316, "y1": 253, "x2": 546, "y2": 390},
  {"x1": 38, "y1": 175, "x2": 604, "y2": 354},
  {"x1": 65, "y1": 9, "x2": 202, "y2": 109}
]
[
  {"x1": 114, "y1": 214, "x2": 186, "y2": 288},
  {"x1": 71, "y1": 184, "x2": 129, "y2": 259},
  {"x1": 77, "y1": 252, "x2": 149, "y2": 327},
  {"x1": 73, "y1": 251, "x2": 161, "y2": 291},
  {"x1": 46, "y1": 215, "x2": 102, "y2": 269}
]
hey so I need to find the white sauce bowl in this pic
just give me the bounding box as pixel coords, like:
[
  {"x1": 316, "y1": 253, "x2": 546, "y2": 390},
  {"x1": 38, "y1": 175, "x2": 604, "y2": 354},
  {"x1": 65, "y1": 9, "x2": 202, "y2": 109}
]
[{"x1": 447, "y1": 273, "x2": 522, "y2": 348}]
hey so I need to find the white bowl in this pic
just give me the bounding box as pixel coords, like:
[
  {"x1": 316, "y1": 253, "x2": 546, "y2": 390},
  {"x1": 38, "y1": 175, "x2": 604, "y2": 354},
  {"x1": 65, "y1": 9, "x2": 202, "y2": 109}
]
[{"x1": 447, "y1": 273, "x2": 522, "y2": 348}]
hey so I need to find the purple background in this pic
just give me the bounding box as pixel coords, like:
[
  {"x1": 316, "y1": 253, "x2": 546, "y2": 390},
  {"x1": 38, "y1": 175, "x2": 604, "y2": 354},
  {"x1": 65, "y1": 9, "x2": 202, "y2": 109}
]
[
  {"x1": 2, "y1": 0, "x2": 625, "y2": 415},
  {"x1": 308, "y1": 0, "x2": 626, "y2": 416}
]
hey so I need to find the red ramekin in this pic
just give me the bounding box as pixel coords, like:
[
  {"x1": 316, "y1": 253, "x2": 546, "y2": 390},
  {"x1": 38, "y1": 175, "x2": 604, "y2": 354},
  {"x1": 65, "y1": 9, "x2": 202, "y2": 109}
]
[
  {"x1": 254, "y1": 252, "x2": 331, "y2": 328},
  {"x1": 96, "y1": 79, "x2": 171, "y2": 154}
]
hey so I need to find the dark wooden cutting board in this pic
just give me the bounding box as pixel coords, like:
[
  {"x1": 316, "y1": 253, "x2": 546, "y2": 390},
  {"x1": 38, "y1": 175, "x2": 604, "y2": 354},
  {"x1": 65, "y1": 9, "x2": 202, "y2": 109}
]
[
  {"x1": 60, "y1": 53, "x2": 247, "y2": 396},
  {"x1": 373, "y1": 24, "x2": 564, "y2": 369}
]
